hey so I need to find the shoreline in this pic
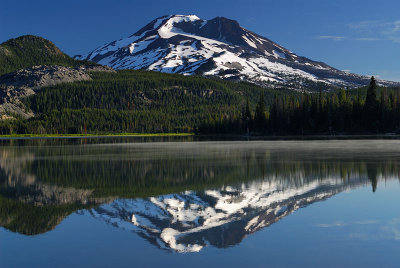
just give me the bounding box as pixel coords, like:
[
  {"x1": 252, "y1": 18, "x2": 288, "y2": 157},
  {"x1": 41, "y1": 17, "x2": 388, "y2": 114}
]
[
  {"x1": 198, "y1": 134, "x2": 400, "y2": 140},
  {"x1": 0, "y1": 133, "x2": 194, "y2": 139},
  {"x1": 1, "y1": 133, "x2": 400, "y2": 140}
]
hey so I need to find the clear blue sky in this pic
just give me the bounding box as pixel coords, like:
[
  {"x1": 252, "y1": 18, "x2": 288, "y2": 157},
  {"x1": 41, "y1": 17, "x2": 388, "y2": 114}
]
[{"x1": 1, "y1": 0, "x2": 399, "y2": 81}]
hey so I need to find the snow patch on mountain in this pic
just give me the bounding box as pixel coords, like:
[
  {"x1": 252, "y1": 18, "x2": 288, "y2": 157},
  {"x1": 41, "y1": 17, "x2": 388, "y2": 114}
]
[{"x1": 76, "y1": 15, "x2": 400, "y2": 89}]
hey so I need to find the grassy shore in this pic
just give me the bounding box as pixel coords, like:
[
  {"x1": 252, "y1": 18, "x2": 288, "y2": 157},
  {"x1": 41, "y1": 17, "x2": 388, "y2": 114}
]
[
  {"x1": 1, "y1": 132, "x2": 400, "y2": 140},
  {"x1": 0, "y1": 133, "x2": 194, "y2": 138}
]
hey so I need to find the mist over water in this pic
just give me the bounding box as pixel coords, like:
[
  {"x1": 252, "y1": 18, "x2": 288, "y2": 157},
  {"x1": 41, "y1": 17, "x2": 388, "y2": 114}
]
[{"x1": 1, "y1": 139, "x2": 400, "y2": 267}]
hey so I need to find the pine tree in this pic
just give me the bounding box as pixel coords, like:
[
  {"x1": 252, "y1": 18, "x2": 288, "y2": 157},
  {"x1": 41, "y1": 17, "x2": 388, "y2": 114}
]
[
  {"x1": 242, "y1": 97, "x2": 252, "y2": 134},
  {"x1": 365, "y1": 76, "x2": 379, "y2": 131},
  {"x1": 365, "y1": 76, "x2": 378, "y2": 108},
  {"x1": 255, "y1": 92, "x2": 267, "y2": 132}
]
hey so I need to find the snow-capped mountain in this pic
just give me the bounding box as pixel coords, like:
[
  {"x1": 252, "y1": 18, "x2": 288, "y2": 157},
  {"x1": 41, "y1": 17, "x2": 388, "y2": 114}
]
[
  {"x1": 89, "y1": 177, "x2": 368, "y2": 253},
  {"x1": 76, "y1": 15, "x2": 398, "y2": 89}
]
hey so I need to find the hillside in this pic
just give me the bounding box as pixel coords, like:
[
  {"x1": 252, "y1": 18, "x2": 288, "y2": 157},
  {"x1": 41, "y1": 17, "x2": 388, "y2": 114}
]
[
  {"x1": 0, "y1": 35, "x2": 114, "y2": 119},
  {"x1": 0, "y1": 69, "x2": 290, "y2": 134},
  {"x1": 0, "y1": 35, "x2": 95, "y2": 75}
]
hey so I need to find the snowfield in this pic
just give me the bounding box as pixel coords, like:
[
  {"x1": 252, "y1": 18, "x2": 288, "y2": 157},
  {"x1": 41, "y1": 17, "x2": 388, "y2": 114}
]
[{"x1": 77, "y1": 15, "x2": 399, "y2": 89}]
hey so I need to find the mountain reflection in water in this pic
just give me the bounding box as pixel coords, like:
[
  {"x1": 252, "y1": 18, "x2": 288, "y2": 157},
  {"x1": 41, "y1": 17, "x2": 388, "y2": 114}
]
[
  {"x1": 90, "y1": 178, "x2": 366, "y2": 252},
  {"x1": 0, "y1": 140, "x2": 399, "y2": 252}
]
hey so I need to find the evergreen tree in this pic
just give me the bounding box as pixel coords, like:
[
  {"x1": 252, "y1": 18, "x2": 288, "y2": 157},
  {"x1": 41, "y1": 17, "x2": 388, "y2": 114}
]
[
  {"x1": 364, "y1": 76, "x2": 379, "y2": 131},
  {"x1": 242, "y1": 97, "x2": 253, "y2": 133},
  {"x1": 254, "y1": 92, "x2": 267, "y2": 132},
  {"x1": 366, "y1": 76, "x2": 378, "y2": 108}
]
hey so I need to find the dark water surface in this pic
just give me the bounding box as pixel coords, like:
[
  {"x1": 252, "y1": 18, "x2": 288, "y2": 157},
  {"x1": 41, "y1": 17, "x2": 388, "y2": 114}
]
[{"x1": 1, "y1": 138, "x2": 400, "y2": 267}]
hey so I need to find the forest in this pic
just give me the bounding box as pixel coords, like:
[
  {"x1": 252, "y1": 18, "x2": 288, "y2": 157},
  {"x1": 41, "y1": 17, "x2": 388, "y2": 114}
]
[
  {"x1": 199, "y1": 76, "x2": 400, "y2": 135},
  {"x1": 0, "y1": 70, "x2": 290, "y2": 134},
  {"x1": 0, "y1": 68, "x2": 398, "y2": 135}
]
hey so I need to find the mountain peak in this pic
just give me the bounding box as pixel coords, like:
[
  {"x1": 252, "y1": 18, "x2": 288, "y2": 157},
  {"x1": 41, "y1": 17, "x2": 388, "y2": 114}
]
[
  {"x1": 0, "y1": 35, "x2": 78, "y2": 75},
  {"x1": 77, "y1": 15, "x2": 399, "y2": 89},
  {"x1": 167, "y1": 14, "x2": 201, "y2": 22},
  {"x1": 211, "y1": 16, "x2": 241, "y2": 27}
]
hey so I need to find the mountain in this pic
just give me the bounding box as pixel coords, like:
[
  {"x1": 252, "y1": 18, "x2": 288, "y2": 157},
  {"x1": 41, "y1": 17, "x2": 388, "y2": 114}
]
[
  {"x1": 0, "y1": 35, "x2": 97, "y2": 75},
  {"x1": 76, "y1": 15, "x2": 399, "y2": 89},
  {"x1": 0, "y1": 35, "x2": 115, "y2": 118}
]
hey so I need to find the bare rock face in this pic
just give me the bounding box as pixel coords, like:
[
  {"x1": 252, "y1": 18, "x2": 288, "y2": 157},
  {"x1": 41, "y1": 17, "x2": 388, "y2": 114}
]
[
  {"x1": 77, "y1": 65, "x2": 115, "y2": 73},
  {"x1": 0, "y1": 64, "x2": 115, "y2": 118},
  {"x1": 0, "y1": 65, "x2": 91, "y2": 96}
]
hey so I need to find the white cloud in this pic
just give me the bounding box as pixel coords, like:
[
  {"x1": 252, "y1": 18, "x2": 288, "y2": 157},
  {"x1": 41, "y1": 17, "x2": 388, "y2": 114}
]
[
  {"x1": 381, "y1": 226, "x2": 400, "y2": 240},
  {"x1": 373, "y1": 71, "x2": 400, "y2": 82},
  {"x1": 354, "y1": 220, "x2": 380, "y2": 225},
  {"x1": 355, "y1": 37, "x2": 380, "y2": 41},
  {"x1": 349, "y1": 20, "x2": 382, "y2": 31},
  {"x1": 388, "y1": 218, "x2": 400, "y2": 225},
  {"x1": 348, "y1": 218, "x2": 400, "y2": 241},
  {"x1": 317, "y1": 219, "x2": 380, "y2": 228},
  {"x1": 317, "y1": 35, "x2": 346, "y2": 41},
  {"x1": 317, "y1": 221, "x2": 347, "y2": 227},
  {"x1": 349, "y1": 20, "x2": 400, "y2": 43}
]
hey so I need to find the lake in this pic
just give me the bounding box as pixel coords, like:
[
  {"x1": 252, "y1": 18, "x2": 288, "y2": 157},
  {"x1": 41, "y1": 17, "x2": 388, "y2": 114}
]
[{"x1": 1, "y1": 138, "x2": 400, "y2": 267}]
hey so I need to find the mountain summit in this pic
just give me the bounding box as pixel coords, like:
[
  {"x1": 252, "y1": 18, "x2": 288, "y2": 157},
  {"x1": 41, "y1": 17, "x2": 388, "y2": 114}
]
[{"x1": 77, "y1": 15, "x2": 396, "y2": 89}]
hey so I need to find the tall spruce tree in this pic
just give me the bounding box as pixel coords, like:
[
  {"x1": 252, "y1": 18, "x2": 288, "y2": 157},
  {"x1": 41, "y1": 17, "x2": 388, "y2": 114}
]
[
  {"x1": 243, "y1": 97, "x2": 253, "y2": 133},
  {"x1": 365, "y1": 76, "x2": 378, "y2": 108},
  {"x1": 255, "y1": 92, "x2": 267, "y2": 132},
  {"x1": 365, "y1": 76, "x2": 379, "y2": 131}
]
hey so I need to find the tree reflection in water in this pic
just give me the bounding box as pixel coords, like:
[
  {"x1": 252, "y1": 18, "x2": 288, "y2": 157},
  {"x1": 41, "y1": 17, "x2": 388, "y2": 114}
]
[{"x1": 0, "y1": 139, "x2": 399, "y2": 250}]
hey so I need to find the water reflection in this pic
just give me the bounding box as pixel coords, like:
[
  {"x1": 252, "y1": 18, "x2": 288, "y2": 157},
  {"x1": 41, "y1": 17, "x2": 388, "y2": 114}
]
[
  {"x1": 90, "y1": 178, "x2": 367, "y2": 252},
  {"x1": 0, "y1": 140, "x2": 400, "y2": 252}
]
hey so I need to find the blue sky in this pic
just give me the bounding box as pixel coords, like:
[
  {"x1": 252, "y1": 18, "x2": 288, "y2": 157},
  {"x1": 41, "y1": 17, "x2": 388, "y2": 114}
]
[{"x1": 1, "y1": 0, "x2": 399, "y2": 81}]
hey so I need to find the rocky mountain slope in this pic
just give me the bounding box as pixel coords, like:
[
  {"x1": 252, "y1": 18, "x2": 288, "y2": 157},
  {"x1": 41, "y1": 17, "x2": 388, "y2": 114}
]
[
  {"x1": 77, "y1": 15, "x2": 399, "y2": 89},
  {"x1": 0, "y1": 35, "x2": 115, "y2": 118},
  {"x1": 0, "y1": 65, "x2": 114, "y2": 118}
]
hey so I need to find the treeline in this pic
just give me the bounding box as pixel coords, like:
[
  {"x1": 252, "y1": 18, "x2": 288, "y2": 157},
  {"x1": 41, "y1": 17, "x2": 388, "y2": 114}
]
[
  {"x1": 4, "y1": 107, "x2": 229, "y2": 134},
  {"x1": 0, "y1": 70, "x2": 288, "y2": 134},
  {"x1": 1, "y1": 67, "x2": 398, "y2": 135},
  {"x1": 199, "y1": 77, "x2": 400, "y2": 135},
  {"x1": 3, "y1": 143, "x2": 397, "y2": 198}
]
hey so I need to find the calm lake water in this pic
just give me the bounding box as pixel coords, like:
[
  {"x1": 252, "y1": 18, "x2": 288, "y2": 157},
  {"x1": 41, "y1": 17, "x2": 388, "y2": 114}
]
[{"x1": 1, "y1": 138, "x2": 400, "y2": 268}]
